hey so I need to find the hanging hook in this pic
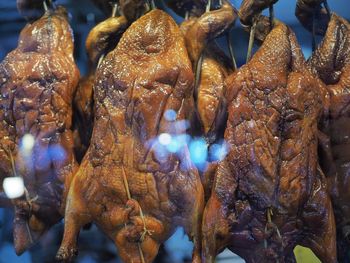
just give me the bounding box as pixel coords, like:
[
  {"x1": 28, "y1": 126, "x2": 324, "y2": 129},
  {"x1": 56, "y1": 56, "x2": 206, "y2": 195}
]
[
  {"x1": 246, "y1": 16, "x2": 257, "y2": 63},
  {"x1": 185, "y1": 11, "x2": 189, "y2": 20},
  {"x1": 312, "y1": 8, "x2": 316, "y2": 52},
  {"x1": 43, "y1": 0, "x2": 55, "y2": 12},
  {"x1": 149, "y1": 0, "x2": 156, "y2": 10},
  {"x1": 226, "y1": 31, "x2": 237, "y2": 71},
  {"x1": 206, "y1": 0, "x2": 212, "y2": 12},
  {"x1": 111, "y1": 1, "x2": 119, "y2": 17},
  {"x1": 323, "y1": 0, "x2": 331, "y2": 19},
  {"x1": 269, "y1": 4, "x2": 274, "y2": 31}
]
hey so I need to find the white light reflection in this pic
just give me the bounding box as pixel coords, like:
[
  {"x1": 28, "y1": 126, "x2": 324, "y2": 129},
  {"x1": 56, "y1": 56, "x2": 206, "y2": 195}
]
[
  {"x1": 167, "y1": 134, "x2": 190, "y2": 153},
  {"x1": 20, "y1": 134, "x2": 35, "y2": 156},
  {"x1": 3, "y1": 177, "x2": 25, "y2": 199},
  {"x1": 158, "y1": 133, "x2": 172, "y2": 146}
]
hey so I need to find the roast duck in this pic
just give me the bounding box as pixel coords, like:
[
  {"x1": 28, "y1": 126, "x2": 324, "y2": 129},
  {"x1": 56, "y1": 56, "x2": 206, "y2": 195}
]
[
  {"x1": 56, "y1": 8, "x2": 204, "y2": 263},
  {"x1": 296, "y1": 2, "x2": 350, "y2": 261},
  {"x1": 0, "y1": 4, "x2": 79, "y2": 255},
  {"x1": 202, "y1": 5, "x2": 337, "y2": 263}
]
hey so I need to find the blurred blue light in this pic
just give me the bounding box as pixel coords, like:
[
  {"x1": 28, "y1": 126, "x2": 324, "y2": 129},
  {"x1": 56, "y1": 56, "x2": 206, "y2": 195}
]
[
  {"x1": 164, "y1": 109, "x2": 177, "y2": 121},
  {"x1": 189, "y1": 137, "x2": 208, "y2": 166},
  {"x1": 49, "y1": 144, "x2": 66, "y2": 162},
  {"x1": 209, "y1": 140, "x2": 229, "y2": 162},
  {"x1": 174, "y1": 120, "x2": 190, "y2": 132},
  {"x1": 166, "y1": 134, "x2": 190, "y2": 153}
]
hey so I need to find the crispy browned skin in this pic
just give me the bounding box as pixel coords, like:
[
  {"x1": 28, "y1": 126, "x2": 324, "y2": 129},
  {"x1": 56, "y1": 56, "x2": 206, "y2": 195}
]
[
  {"x1": 295, "y1": 0, "x2": 329, "y2": 36},
  {"x1": 73, "y1": 15, "x2": 129, "y2": 162},
  {"x1": 0, "y1": 6, "x2": 79, "y2": 255},
  {"x1": 56, "y1": 10, "x2": 204, "y2": 263},
  {"x1": 238, "y1": 0, "x2": 278, "y2": 26},
  {"x1": 308, "y1": 14, "x2": 350, "y2": 263},
  {"x1": 178, "y1": 1, "x2": 236, "y2": 198},
  {"x1": 202, "y1": 24, "x2": 336, "y2": 263}
]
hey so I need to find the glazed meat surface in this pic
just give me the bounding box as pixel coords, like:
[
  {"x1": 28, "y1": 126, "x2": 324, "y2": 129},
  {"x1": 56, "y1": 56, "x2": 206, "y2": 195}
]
[
  {"x1": 73, "y1": 15, "x2": 128, "y2": 161},
  {"x1": 308, "y1": 13, "x2": 350, "y2": 263},
  {"x1": 0, "y1": 7, "x2": 79, "y2": 254},
  {"x1": 202, "y1": 23, "x2": 336, "y2": 263},
  {"x1": 57, "y1": 9, "x2": 204, "y2": 263}
]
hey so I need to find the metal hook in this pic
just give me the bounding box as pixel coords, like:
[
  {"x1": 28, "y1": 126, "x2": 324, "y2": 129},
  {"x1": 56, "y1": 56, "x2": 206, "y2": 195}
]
[
  {"x1": 246, "y1": 17, "x2": 257, "y2": 63},
  {"x1": 149, "y1": 0, "x2": 156, "y2": 10},
  {"x1": 226, "y1": 31, "x2": 237, "y2": 71},
  {"x1": 185, "y1": 11, "x2": 189, "y2": 20},
  {"x1": 43, "y1": 0, "x2": 54, "y2": 12},
  {"x1": 269, "y1": 4, "x2": 274, "y2": 31},
  {"x1": 111, "y1": 2, "x2": 119, "y2": 17},
  {"x1": 312, "y1": 9, "x2": 316, "y2": 52},
  {"x1": 206, "y1": 0, "x2": 212, "y2": 12},
  {"x1": 323, "y1": 0, "x2": 331, "y2": 20}
]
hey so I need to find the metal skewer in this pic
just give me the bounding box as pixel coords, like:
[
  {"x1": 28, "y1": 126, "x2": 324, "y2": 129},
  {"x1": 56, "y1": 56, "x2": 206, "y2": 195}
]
[
  {"x1": 269, "y1": 4, "x2": 274, "y2": 30},
  {"x1": 246, "y1": 17, "x2": 257, "y2": 63}
]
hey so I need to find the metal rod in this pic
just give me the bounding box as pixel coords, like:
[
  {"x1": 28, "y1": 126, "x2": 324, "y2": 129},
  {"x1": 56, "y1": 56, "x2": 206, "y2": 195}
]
[
  {"x1": 43, "y1": 0, "x2": 48, "y2": 12},
  {"x1": 194, "y1": 55, "x2": 204, "y2": 100},
  {"x1": 312, "y1": 9, "x2": 316, "y2": 52},
  {"x1": 323, "y1": 0, "x2": 331, "y2": 19},
  {"x1": 246, "y1": 19, "x2": 257, "y2": 63},
  {"x1": 269, "y1": 4, "x2": 274, "y2": 30},
  {"x1": 226, "y1": 32, "x2": 237, "y2": 71},
  {"x1": 111, "y1": 2, "x2": 119, "y2": 17},
  {"x1": 185, "y1": 11, "x2": 189, "y2": 20},
  {"x1": 206, "y1": 0, "x2": 211, "y2": 12},
  {"x1": 149, "y1": 0, "x2": 156, "y2": 10}
]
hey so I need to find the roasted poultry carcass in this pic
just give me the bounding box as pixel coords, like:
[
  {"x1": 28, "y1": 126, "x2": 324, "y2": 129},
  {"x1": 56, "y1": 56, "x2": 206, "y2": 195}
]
[
  {"x1": 172, "y1": 0, "x2": 237, "y2": 197},
  {"x1": 73, "y1": 11, "x2": 128, "y2": 161},
  {"x1": 0, "y1": 6, "x2": 79, "y2": 255},
  {"x1": 306, "y1": 13, "x2": 350, "y2": 263},
  {"x1": 202, "y1": 22, "x2": 336, "y2": 262},
  {"x1": 57, "y1": 9, "x2": 204, "y2": 263}
]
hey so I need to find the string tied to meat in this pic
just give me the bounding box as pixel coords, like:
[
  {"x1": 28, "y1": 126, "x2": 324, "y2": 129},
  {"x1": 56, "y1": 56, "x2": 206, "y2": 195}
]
[
  {"x1": 245, "y1": 2, "x2": 275, "y2": 62},
  {"x1": 263, "y1": 207, "x2": 283, "y2": 263},
  {"x1": 121, "y1": 165, "x2": 152, "y2": 263},
  {"x1": 2, "y1": 147, "x2": 39, "y2": 244}
]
